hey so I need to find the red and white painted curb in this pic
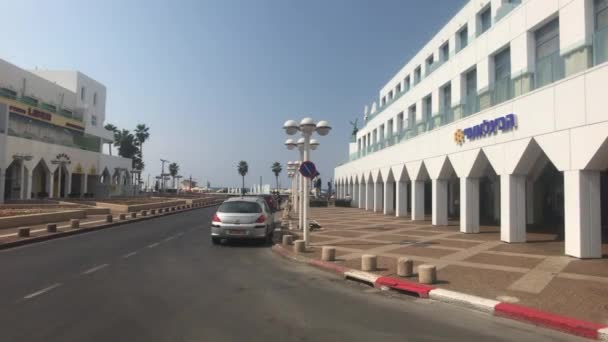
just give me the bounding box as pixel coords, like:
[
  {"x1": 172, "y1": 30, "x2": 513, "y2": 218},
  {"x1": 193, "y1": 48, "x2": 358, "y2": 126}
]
[{"x1": 272, "y1": 244, "x2": 608, "y2": 340}]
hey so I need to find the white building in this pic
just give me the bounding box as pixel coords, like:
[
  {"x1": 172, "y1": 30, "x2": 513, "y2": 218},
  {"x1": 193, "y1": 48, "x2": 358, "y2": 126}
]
[
  {"x1": 0, "y1": 58, "x2": 133, "y2": 202},
  {"x1": 334, "y1": 0, "x2": 608, "y2": 259}
]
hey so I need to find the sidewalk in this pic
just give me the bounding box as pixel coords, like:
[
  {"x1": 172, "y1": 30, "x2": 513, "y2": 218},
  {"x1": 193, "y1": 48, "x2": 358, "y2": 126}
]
[{"x1": 286, "y1": 207, "x2": 608, "y2": 325}]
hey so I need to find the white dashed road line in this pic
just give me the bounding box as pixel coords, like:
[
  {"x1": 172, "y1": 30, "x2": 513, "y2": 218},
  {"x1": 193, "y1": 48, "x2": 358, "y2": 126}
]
[
  {"x1": 148, "y1": 242, "x2": 160, "y2": 248},
  {"x1": 81, "y1": 264, "x2": 109, "y2": 275},
  {"x1": 122, "y1": 251, "x2": 138, "y2": 259},
  {"x1": 23, "y1": 283, "x2": 62, "y2": 300},
  {"x1": 163, "y1": 236, "x2": 175, "y2": 242}
]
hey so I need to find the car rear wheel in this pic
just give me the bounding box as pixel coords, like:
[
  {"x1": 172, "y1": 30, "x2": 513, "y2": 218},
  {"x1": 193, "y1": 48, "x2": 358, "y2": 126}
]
[{"x1": 211, "y1": 237, "x2": 221, "y2": 245}]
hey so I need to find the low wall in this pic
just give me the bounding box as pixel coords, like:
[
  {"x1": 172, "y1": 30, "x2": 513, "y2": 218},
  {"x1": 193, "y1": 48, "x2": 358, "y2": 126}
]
[
  {"x1": 0, "y1": 210, "x2": 88, "y2": 230},
  {"x1": 95, "y1": 200, "x2": 187, "y2": 213},
  {"x1": 83, "y1": 208, "x2": 111, "y2": 215}
]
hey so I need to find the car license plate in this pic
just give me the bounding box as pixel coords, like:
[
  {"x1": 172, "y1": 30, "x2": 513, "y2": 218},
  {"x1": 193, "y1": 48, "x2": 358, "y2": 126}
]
[{"x1": 228, "y1": 230, "x2": 246, "y2": 235}]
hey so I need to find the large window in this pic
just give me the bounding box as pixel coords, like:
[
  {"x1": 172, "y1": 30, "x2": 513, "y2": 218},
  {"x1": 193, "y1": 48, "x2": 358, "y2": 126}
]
[
  {"x1": 404, "y1": 76, "x2": 411, "y2": 91},
  {"x1": 440, "y1": 42, "x2": 450, "y2": 62},
  {"x1": 493, "y1": 47, "x2": 512, "y2": 105},
  {"x1": 80, "y1": 87, "x2": 86, "y2": 101},
  {"x1": 397, "y1": 112, "x2": 404, "y2": 132},
  {"x1": 414, "y1": 66, "x2": 421, "y2": 85},
  {"x1": 407, "y1": 105, "x2": 416, "y2": 128},
  {"x1": 464, "y1": 68, "x2": 478, "y2": 115},
  {"x1": 423, "y1": 95, "x2": 432, "y2": 122},
  {"x1": 442, "y1": 84, "x2": 451, "y2": 113},
  {"x1": 535, "y1": 18, "x2": 563, "y2": 88},
  {"x1": 595, "y1": 0, "x2": 608, "y2": 64}
]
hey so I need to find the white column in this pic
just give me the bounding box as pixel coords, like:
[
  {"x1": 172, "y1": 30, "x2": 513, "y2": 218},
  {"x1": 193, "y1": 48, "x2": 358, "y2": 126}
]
[
  {"x1": 0, "y1": 169, "x2": 5, "y2": 204},
  {"x1": 460, "y1": 177, "x2": 480, "y2": 233},
  {"x1": 374, "y1": 181, "x2": 383, "y2": 213},
  {"x1": 500, "y1": 175, "x2": 526, "y2": 243},
  {"x1": 411, "y1": 180, "x2": 425, "y2": 220},
  {"x1": 20, "y1": 162, "x2": 26, "y2": 200},
  {"x1": 358, "y1": 182, "x2": 365, "y2": 209},
  {"x1": 384, "y1": 181, "x2": 394, "y2": 215},
  {"x1": 366, "y1": 182, "x2": 373, "y2": 211},
  {"x1": 432, "y1": 179, "x2": 448, "y2": 226},
  {"x1": 353, "y1": 183, "x2": 359, "y2": 207},
  {"x1": 396, "y1": 180, "x2": 408, "y2": 217},
  {"x1": 82, "y1": 173, "x2": 88, "y2": 197},
  {"x1": 47, "y1": 171, "x2": 55, "y2": 198},
  {"x1": 526, "y1": 180, "x2": 534, "y2": 225},
  {"x1": 26, "y1": 170, "x2": 32, "y2": 200},
  {"x1": 564, "y1": 170, "x2": 602, "y2": 259}
]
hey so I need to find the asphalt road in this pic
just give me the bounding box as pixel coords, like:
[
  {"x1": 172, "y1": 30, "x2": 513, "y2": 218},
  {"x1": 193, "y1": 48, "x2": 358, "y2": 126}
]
[{"x1": 0, "y1": 207, "x2": 583, "y2": 342}]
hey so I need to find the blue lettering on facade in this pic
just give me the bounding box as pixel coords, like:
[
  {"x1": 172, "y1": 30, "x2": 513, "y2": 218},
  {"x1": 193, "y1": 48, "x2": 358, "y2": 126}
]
[{"x1": 461, "y1": 113, "x2": 516, "y2": 141}]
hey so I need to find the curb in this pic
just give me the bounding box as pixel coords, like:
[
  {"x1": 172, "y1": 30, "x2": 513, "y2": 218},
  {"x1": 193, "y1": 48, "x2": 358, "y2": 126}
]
[
  {"x1": 271, "y1": 243, "x2": 608, "y2": 340},
  {"x1": 0, "y1": 202, "x2": 221, "y2": 250}
]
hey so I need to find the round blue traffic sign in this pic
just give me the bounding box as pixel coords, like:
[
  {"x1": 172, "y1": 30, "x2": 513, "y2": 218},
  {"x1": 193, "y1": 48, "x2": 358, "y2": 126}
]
[{"x1": 299, "y1": 161, "x2": 318, "y2": 179}]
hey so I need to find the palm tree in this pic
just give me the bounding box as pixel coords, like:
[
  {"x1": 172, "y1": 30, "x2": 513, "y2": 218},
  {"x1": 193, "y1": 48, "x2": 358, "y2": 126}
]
[
  {"x1": 168, "y1": 162, "x2": 179, "y2": 189},
  {"x1": 271, "y1": 162, "x2": 282, "y2": 193},
  {"x1": 113, "y1": 129, "x2": 139, "y2": 159},
  {"x1": 237, "y1": 161, "x2": 248, "y2": 195},
  {"x1": 134, "y1": 124, "x2": 150, "y2": 186},
  {"x1": 104, "y1": 123, "x2": 117, "y2": 155}
]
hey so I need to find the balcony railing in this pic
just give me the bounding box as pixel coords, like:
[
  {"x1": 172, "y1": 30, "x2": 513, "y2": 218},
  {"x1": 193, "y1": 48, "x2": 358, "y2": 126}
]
[
  {"x1": 594, "y1": 25, "x2": 608, "y2": 66},
  {"x1": 0, "y1": 91, "x2": 83, "y2": 123},
  {"x1": 7, "y1": 128, "x2": 100, "y2": 153},
  {"x1": 535, "y1": 51, "x2": 565, "y2": 89},
  {"x1": 491, "y1": 76, "x2": 514, "y2": 106},
  {"x1": 494, "y1": 0, "x2": 521, "y2": 23}
]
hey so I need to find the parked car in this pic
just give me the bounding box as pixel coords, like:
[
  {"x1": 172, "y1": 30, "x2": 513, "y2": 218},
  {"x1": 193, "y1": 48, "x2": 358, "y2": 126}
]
[
  {"x1": 210, "y1": 197, "x2": 275, "y2": 245},
  {"x1": 258, "y1": 194, "x2": 278, "y2": 212}
]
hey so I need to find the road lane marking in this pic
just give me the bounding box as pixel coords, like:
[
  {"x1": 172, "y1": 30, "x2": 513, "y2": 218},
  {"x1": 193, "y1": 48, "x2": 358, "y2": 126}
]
[
  {"x1": 81, "y1": 264, "x2": 109, "y2": 275},
  {"x1": 122, "y1": 251, "x2": 138, "y2": 258},
  {"x1": 148, "y1": 242, "x2": 160, "y2": 248},
  {"x1": 176, "y1": 232, "x2": 184, "y2": 237},
  {"x1": 23, "y1": 283, "x2": 62, "y2": 300},
  {"x1": 163, "y1": 236, "x2": 175, "y2": 242}
]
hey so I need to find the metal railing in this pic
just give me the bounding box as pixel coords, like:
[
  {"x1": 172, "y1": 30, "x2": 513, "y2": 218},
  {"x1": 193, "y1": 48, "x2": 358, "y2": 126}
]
[
  {"x1": 494, "y1": 1, "x2": 521, "y2": 23},
  {"x1": 535, "y1": 51, "x2": 565, "y2": 89},
  {"x1": 594, "y1": 25, "x2": 608, "y2": 66}
]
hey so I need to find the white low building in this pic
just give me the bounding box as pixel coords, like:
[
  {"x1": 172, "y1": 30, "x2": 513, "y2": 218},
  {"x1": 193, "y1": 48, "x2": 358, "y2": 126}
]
[
  {"x1": 334, "y1": 0, "x2": 608, "y2": 259},
  {"x1": 0, "y1": 58, "x2": 133, "y2": 202}
]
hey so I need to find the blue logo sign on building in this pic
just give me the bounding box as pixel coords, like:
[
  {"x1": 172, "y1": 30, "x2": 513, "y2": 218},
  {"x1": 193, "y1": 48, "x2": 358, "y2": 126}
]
[{"x1": 454, "y1": 113, "x2": 517, "y2": 145}]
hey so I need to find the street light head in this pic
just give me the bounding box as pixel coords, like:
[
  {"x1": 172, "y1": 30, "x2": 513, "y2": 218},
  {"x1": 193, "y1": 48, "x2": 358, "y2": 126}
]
[
  {"x1": 283, "y1": 120, "x2": 299, "y2": 135},
  {"x1": 310, "y1": 139, "x2": 320, "y2": 150},
  {"x1": 284, "y1": 139, "x2": 297, "y2": 150},
  {"x1": 315, "y1": 120, "x2": 332, "y2": 136},
  {"x1": 297, "y1": 137, "x2": 305, "y2": 147},
  {"x1": 300, "y1": 117, "x2": 316, "y2": 134}
]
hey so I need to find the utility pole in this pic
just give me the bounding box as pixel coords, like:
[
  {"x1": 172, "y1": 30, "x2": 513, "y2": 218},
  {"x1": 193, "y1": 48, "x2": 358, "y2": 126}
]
[
  {"x1": 147, "y1": 174, "x2": 150, "y2": 192},
  {"x1": 160, "y1": 159, "x2": 169, "y2": 192},
  {"x1": 189, "y1": 175, "x2": 193, "y2": 191}
]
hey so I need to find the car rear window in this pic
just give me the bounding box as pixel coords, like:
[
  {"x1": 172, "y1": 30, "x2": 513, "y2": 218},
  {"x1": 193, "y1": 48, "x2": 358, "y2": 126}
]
[{"x1": 218, "y1": 201, "x2": 262, "y2": 213}]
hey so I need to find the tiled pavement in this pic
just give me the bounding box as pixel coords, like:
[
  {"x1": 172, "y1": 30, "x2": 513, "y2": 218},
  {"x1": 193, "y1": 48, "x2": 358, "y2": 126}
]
[{"x1": 292, "y1": 207, "x2": 608, "y2": 324}]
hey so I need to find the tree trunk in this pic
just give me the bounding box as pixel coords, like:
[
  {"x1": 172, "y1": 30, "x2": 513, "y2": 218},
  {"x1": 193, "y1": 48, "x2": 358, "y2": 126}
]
[
  {"x1": 276, "y1": 175, "x2": 279, "y2": 193},
  {"x1": 108, "y1": 143, "x2": 112, "y2": 156},
  {"x1": 241, "y1": 176, "x2": 245, "y2": 195}
]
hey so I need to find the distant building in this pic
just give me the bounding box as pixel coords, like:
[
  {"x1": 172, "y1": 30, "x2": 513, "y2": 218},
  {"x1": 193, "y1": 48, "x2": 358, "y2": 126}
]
[
  {"x1": 0, "y1": 58, "x2": 133, "y2": 202},
  {"x1": 334, "y1": 0, "x2": 608, "y2": 259}
]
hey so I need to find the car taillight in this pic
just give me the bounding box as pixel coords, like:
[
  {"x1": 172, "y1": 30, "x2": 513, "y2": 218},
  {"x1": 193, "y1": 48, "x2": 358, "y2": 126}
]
[
  {"x1": 255, "y1": 215, "x2": 266, "y2": 223},
  {"x1": 212, "y1": 214, "x2": 221, "y2": 222}
]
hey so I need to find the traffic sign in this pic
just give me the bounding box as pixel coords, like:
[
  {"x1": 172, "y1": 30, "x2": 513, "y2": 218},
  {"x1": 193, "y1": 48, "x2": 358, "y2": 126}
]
[{"x1": 299, "y1": 161, "x2": 319, "y2": 179}]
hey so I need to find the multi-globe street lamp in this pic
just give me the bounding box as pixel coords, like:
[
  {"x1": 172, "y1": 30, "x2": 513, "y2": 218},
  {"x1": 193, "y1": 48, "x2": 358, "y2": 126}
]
[{"x1": 283, "y1": 117, "x2": 331, "y2": 247}]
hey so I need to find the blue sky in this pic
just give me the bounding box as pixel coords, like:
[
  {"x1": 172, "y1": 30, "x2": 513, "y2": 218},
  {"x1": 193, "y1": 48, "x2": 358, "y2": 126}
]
[{"x1": 2, "y1": 0, "x2": 465, "y2": 188}]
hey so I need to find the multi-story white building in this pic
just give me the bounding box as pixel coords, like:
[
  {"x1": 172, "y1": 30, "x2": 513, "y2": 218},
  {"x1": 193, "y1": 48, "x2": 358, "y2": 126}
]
[
  {"x1": 0, "y1": 58, "x2": 133, "y2": 203},
  {"x1": 334, "y1": 0, "x2": 608, "y2": 259}
]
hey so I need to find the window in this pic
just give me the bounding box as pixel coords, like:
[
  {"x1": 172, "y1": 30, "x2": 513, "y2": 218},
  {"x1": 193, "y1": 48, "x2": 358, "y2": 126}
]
[
  {"x1": 493, "y1": 47, "x2": 512, "y2": 104},
  {"x1": 382, "y1": 96, "x2": 386, "y2": 106},
  {"x1": 407, "y1": 104, "x2": 416, "y2": 128},
  {"x1": 218, "y1": 201, "x2": 262, "y2": 213},
  {"x1": 387, "y1": 119, "x2": 394, "y2": 138},
  {"x1": 464, "y1": 68, "x2": 478, "y2": 115},
  {"x1": 81, "y1": 87, "x2": 86, "y2": 101},
  {"x1": 379, "y1": 124, "x2": 385, "y2": 142},
  {"x1": 426, "y1": 54, "x2": 434, "y2": 69},
  {"x1": 479, "y1": 6, "x2": 492, "y2": 35},
  {"x1": 388, "y1": 90, "x2": 394, "y2": 100},
  {"x1": 441, "y1": 83, "x2": 451, "y2": 114},
  {"x1": 440, "y1": 42, "x2": 450, "y2": 62},
  {"x1": 91, "y1": 115, "x2": 97, "y2": 126},
  {"x1": 458, "y1": 26, "x2": 468, "y2": 51},
  {"x1": 595, "y1": 0, "x2": 608, "y2": 64},
  {"x1": 396, "y1": 83, "x2": 401, "y2": 93},
  {"x1": 93, "y1": 92, "x2": 97, "y2": 106},
  {"x1": 423, "y1": 95, "x2": 432, "y2": 122},
  {"x1": 535, "y1": 18, "x2": 563, "y2": 88},
  {"x1": 397, "y1": 112, "x2": 404, "y2": 132},
  {"x1": 414, "y1": 66, "x2": 421, "y2": 85},
  {"x1": 404, "y1": 76, "x2": 411, "y2": 91}
]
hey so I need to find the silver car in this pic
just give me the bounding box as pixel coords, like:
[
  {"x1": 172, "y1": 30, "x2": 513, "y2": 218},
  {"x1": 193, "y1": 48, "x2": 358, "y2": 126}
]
[{"x1": 210, "y1": 197, "x2": 275, "y2": 244}]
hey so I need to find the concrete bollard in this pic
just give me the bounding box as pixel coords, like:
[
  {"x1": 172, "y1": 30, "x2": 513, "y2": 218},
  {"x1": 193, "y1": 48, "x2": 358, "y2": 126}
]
[
  {"x1": 321, "y1": 246, "x2": 336, "y2": 262},
  {"x1": 46, "y1": 223, "x2": 57, "y2": 233},
  {"x1": 130, "y1": 212, "x2": 137, "y2": 218},
  {"x1": 361, "y1": 254, "x2": 377, "y2": 271},
  {"x1": 158, "y1": 208, "x2": 163, "y2": 214},
  {"x1": 282, "y1": 235, "x2": 293, "y2": 246},
  {"x1": 71, "y1": 219, "x2": 80, "y2": 229},
  {"x1": 141, "y1": 210, "x2": 148, "y2": 217},
  {"x1": 106, "y1": 214, "x2": 113, "y2": 223},
  {"x1": 151, "y1": 209, "x2": 156, "y2": 215},
  {"x1": 418, "y1": 264, "x2": 437, "y2": 284},
  {"x1": 18, "y1": 227, "x2": 30, "y2": 237},
  {"x1": 119, "y1": 214, "x2": 127, "y2": 220},
  {"x1": 293, "y1": 240, "x2": 305, "y2": 253},
  {"x1": 397, "y1": 257, "x2": 413, "y2": 277},
  {"x1": 171, "y1": 207, "x2": 176, "y2": 212}
]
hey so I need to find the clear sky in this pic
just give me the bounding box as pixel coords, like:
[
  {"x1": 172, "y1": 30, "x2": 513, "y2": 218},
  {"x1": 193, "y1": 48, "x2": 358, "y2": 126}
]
[{"x1": 2, "y1": 0, "x2": 466, "y2": 189}]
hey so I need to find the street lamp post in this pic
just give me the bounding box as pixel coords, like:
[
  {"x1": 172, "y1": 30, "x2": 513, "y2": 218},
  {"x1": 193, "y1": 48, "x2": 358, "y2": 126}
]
[{"x1": 283, "y1": 118, "x2": 331, "y2": 247}]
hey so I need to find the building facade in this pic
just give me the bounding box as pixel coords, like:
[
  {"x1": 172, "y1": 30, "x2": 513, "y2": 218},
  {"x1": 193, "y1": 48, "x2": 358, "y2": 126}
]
[
  {"x1": 334, "y1": 0, "x2": 608, "y2": 259},
  {"x1": 0, "y1": 58, "x2": 133, "y2": 203}
]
